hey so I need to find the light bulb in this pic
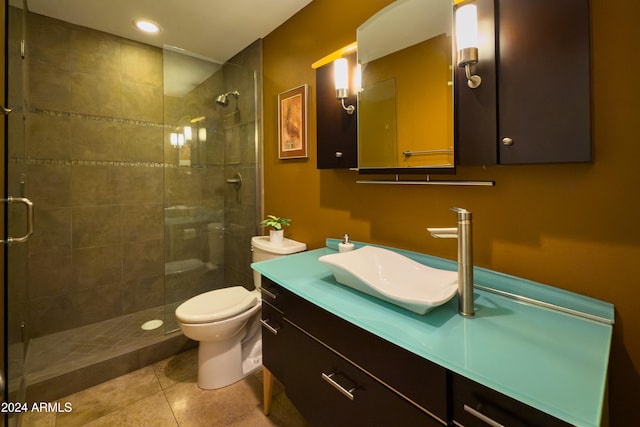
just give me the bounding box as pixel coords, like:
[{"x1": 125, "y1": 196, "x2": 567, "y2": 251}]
[
  {"x1": 334, "y1": 58, "x2": 349, "y2": 98},
  {"x1": 456, "y1": 5, "x2": 479, "y2": 50},
  {"x1": 134, "y1": 19, "x2": 161, "y2": 34}
]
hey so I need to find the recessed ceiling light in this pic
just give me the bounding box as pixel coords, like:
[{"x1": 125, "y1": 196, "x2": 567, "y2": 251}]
[{"x1": 134, "y1": 19, "x2": 161, "y2": 34}]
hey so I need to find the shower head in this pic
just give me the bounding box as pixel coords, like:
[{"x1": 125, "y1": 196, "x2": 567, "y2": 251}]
[{"x1": 215, "y1": 90, "x2": 240, "y2": 106}]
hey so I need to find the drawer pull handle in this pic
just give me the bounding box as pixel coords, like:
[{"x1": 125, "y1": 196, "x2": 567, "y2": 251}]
[
  {"x1": 321, "y1": 372, "x2": 356, "y2": 401},
  {"x1": 260, "y1": 319, "x2": 279, "y2": 335},
  {"x1": 463, "y1": 404, "x2": 505, "y2": 427},
  {"x1": 260, "y1": 288, "x2": 277, "y2": 299}
]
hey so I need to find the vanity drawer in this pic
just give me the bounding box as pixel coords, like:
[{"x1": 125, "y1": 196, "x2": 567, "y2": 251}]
[
  {"x1": 285, "y1": 322, "x2": 439, "y2": 427},
  {"x1": 451, "y1": 373, "x2": 571, "y2": 427},
  {"x1": 261, "y1": 301, "x2": 289, "y2": 382},
  {"x1": 260, "y1": 278, "x2": 292, "y2": 313},
  {"x1": 285, "y1": 289, "x2": 448, "y2": 423}
]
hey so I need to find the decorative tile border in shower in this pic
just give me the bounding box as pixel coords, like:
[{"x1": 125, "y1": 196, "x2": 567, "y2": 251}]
[
  {"x1": 7, "y1": 157, "x2": 226, "y2": 170},
  {"x1": 9, "y1": 157, "x2": 171, "y2": 168},
  {"x1": 9, "y1": 107, "x2": 221, "y2": 170},
  {"x1": 32, "y1": 107, "x2": 166, "y2": 130}
]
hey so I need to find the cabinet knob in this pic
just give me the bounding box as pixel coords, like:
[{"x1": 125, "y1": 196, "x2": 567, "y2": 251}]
[
  {"x1": 335, "y1": 151, "x2": 343, "y2": 158},
  {"x1": 502, "y1": 137, "x2": 513, "y2": 146}
]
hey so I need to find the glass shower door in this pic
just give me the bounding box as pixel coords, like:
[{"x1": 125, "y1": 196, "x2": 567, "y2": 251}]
[{"x1": 162, "y1": 47, "x2": 259, "y2": 332}]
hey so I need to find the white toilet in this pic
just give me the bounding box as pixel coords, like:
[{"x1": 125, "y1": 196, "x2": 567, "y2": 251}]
[{"x1": 175, "y1": 235, "x2": 306, "y2": 389}]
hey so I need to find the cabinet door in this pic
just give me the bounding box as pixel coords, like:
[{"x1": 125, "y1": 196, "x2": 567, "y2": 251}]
[
  {"x1": 457, "y1": 0, "x2": 591, "y2": 165},
  {"x1": 497, "y1": 0, "x2": 591, "y2": 164},
  {"x1": 452, "y1": 373, "x2": 571, "y2": 427},
  {"x1": 455, "y1": 0, "x2": 498, "y2": 166},
  {"x1": 285, "y1": 324, "x2": 439, "y2": 427},
  {"x1": 316, "y1": 52, "x2": 358, "y2": 169}
]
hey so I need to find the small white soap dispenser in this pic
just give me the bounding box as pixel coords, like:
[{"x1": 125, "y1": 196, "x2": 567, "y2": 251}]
[{"x1": 338, "y1": 234, "x2": 354, "y2": 253}]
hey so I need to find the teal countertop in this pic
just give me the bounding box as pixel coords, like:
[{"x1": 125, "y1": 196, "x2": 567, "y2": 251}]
[{"x1": 252, "y1": 240, "x2": 613, "y2": 427}]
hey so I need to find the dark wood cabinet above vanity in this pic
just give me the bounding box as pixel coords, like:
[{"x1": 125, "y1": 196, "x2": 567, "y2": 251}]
[
  {"x1": 457, "y1": 0, "x2": 592, "y2": 166},
  {"x1": 315, "y1": 52, "x2": 358, "y2": 169},
  {"x1": 317, "y1": 0, "x2": 592, "y2": 172}
]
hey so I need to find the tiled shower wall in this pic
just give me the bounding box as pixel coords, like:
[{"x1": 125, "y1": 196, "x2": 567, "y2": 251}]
[{"x1": 8, "y1": 10, "x2": 259, "y2": 339}]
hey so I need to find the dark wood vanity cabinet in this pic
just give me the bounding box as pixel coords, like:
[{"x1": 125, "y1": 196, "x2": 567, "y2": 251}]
[
  {"x1": 457, "y1": 0, "x2": 591, "y2": 166},
  {"x1": 261, "y1": 278, "x2": 575, "y2": 426},
  {"x1": 315, "y1": 52, "x2": 358, "y2": 169},
  {"x1": 451, "y1": 373, "x2": 572, "y2": 427},
  {"x1": 260, "y1": 278, "x2": 446, "y2": 426}
]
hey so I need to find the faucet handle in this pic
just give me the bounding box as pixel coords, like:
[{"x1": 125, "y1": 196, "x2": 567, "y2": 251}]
[
  {"x1": 450, "y1": 206, "x2": 472, "y2": 220},
  {"x1": 450, "y1": 206, "x2": 468, "y2": 213}
]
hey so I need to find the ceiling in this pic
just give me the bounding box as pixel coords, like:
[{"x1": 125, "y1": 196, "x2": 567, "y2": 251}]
[{"x1": 21, "y1": 0, "x2": 312, "y2": 63}]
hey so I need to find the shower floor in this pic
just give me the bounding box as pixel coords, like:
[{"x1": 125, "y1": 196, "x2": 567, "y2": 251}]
[{"x1": 22, "y1": 305, "x2": 195, "y2": 402}]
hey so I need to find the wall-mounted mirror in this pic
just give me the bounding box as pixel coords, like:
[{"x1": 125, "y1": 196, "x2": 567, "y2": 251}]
[{"x1": 357, "y1": 0, "x2": 454, "y2": 173}]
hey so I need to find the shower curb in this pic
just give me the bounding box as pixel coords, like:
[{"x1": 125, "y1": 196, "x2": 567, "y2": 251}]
[{"x1": 23, "y1": 332, "x2": 196, "y2": 403}]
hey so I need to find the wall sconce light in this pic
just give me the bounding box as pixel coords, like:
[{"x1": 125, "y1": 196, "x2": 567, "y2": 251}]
[
  {"x1": 334, "y1": 58, "x2": 355, "y2": 115},
  {"x1": 455, "y1": 4, "x2": 481, "y2": 89}
]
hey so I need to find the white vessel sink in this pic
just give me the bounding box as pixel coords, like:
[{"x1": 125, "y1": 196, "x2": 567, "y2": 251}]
[{"x1": 319, "y1": 245, "x2": 458, "y2": 314}]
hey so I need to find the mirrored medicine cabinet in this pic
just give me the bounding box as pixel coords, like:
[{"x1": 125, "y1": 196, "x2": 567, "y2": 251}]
[{"x1": 315, "y1": 0, "x2": 591, "y2": 175}]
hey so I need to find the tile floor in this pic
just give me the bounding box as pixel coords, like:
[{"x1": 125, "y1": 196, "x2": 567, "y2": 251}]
[{"x1": 20, "y1": 348, "x2": 308, "y2": 427}]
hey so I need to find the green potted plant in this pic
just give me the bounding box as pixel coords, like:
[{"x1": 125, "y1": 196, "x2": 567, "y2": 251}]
[{"x1": 260, "y1": 215, "x2": 291, "y2": 243}]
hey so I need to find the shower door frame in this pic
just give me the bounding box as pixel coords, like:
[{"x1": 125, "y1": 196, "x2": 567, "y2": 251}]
[{"x1": 1, "y1": 0, "x2": 7, "y2": 412}]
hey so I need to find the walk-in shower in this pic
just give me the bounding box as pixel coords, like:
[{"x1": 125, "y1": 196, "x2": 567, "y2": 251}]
[{"x1": 5, "y1": 3, "x2": 261, "y2": 414}]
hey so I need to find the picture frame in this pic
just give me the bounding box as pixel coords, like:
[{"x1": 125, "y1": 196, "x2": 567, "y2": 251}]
[{"x1": 278, "y1": 84, "x2": 308, "y2": 159}]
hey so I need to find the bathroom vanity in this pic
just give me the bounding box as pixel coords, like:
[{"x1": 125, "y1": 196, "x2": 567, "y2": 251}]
[{"x1": 254, "y1": 240, "x2": 613, "y2": 426}]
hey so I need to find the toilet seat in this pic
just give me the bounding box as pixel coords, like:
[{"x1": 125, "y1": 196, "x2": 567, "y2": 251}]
[{"x1": 176, "y1": 286, "x2": 258, "y2": 324}]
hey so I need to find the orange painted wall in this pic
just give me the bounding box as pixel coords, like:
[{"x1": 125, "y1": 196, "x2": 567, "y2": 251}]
[{"x1": 263, "y1": 0, "x2": 640, "y2": 423}]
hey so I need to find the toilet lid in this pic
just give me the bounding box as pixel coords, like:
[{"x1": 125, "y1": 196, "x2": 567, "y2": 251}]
[{"x1": 175, "y1": 286, "x2": 258, "y2": 324}]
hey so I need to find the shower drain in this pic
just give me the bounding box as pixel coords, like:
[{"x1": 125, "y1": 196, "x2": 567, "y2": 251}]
[{"x1": 141, "y1": 319, "x2": 163, "y2": 330}]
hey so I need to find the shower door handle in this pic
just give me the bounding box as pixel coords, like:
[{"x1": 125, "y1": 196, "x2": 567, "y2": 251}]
[
  {"x1": 225, "y1": 172, "x2": 242, "y2": 189},
  {"x1": 1, "y1": 196, "x2": 35, "y2": 244}
]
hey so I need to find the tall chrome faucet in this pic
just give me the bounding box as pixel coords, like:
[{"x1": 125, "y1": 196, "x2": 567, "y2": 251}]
[{"x1": 427, "y1": 207, "x2": 474, "y2": 317}]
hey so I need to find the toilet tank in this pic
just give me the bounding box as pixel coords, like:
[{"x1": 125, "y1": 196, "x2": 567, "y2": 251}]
[{"x1": 251, "y1": 236, "x2": 306, "y2": 289}]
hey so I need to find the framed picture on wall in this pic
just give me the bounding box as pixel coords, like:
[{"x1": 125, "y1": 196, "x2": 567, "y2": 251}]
[{"x1": 278, "y1": 84, "x2": 308, "y2": 159}]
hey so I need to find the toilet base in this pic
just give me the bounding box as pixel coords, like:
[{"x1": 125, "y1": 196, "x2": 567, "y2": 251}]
[
  {"x1": 196, "y1": 329, "x2": 262, "y2": 390},
  {"x1": 197, "y1": 338, "x2": 239, "y2": 389}
]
